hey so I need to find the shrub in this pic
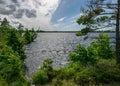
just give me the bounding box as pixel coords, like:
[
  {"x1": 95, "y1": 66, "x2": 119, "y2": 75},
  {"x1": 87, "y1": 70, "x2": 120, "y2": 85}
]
[
  {"x1": 69, "y1": 44, "x2": 96, "y2": 65},
  {"x1": 32, "y1": 70, "x2": 48, "y2": 85},
  {"x1": 57, "y1": 67, "x2": 75, "y2": 80},
  {"x1": 94, "y1": 59, "x2": 120, "y2": 83},
  {"x1": 6, "y1": 29, "x2": 26, "y2": 61},
  {"x1": 0, "y1": 44, "x2": 24, "y2": 83},
  {"x1": 97, "y1": 33, "x2": 112, "y2": 58},
  {"x1": 32, "y1": 58, "x2": 54, "y2": 85},
  {"x1": 23, "y1": 28, "x2": 37, "y2": 44},
  {"x1": 74, "y1": 68, "x2": 93, "y2": 85},
  {"x1": 69, "y1": 33, "x2": 113, "y2": 67},
  {"x1": 41, "y1": 58, "x2": 53, "y2": 72}
]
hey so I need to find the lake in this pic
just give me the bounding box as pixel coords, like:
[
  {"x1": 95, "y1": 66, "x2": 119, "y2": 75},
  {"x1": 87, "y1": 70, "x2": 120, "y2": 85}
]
[{"x1": 25, "y1": 32, "x2": 115, "y2": 78}]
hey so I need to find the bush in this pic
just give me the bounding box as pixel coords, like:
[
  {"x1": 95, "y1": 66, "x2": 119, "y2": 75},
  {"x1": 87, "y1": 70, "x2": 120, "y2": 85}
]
[
  {"x1": 69, "y1": 44, "x2": 96, "y2": 65},
  {"x1": 73, "y1": 59, "x2": 120, "y2": 85},
  {"x1": 23, "y1": 28, "x2": 37, "y2": 44},
  {"x1": 69, "y1": 33, "x2": 113, "y2": 66},
  {"x1": 74, "y1": 68, "x2": 93, "y2": 85},
  {"x1": 94, "y1": 59, "x2": 120, "y2": 83},
  {"x1": 0, "y1": 44, "x2": 24, "y2": 83},
  {"x1": 41, "y1": 58, "x2": 53, "y2": 72},
  {"x1": 32, "y1": 70, "x2": 48, "y2": 85},
  {"x1": 88, "y1": 33, "x2": 113, "y2": 59},
  {"x1": 6, "y1": 29, "x2": 26, "y2": 61},
  {"x1": 32, "y1": 58, "x2": 55, "y2": 85},
  {"x1": 57, "y1": 67, "x2": 75, "y2": 80},
  {"x1": 0, "y1": 18, "x2": 32, "y2": 85}
]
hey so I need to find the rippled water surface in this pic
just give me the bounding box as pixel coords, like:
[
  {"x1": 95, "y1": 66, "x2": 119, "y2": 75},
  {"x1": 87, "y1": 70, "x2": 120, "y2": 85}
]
[{"x1": 25, "y1": 32, "x2": 115, "y2": 78}]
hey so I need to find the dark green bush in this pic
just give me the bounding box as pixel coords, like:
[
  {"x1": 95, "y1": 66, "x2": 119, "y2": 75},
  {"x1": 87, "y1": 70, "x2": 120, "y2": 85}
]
[
  {"x1": 0, "y1": 44, "x2": 24, "y2": 83},
  {"x1": 74, "y1": 68, "x2": 93, "y2": 85},
  {"x1": 57, "y1": 67, "x2": 75, "y2": 80},
  {"x1": 32, "y1": 70, "x2": 48, "y2": 85},
  {"x1": 23, "y1": 28, "x2": 37, "y2": 44},
  {"x1": 6, "y1": 29, "x2": 26, "y2": 61},
  {"x1": 73, "y1": 59, "x2": 120, "y2": 85},
  {"x1": 94, "y1": 59, "x2": 120, "y2": 83},
  {"x1": 0, "y1": 18, "x2": 31, "y2": 85},
  {"x1": 32, "y1": 58, "x2": 55, "y2": 85},
  {"x1": 41, "y1": 58, "x2": 53, "y2": 72},
  {"x1": 70, "y1": 33, "x2": 113, "y2": 66}
]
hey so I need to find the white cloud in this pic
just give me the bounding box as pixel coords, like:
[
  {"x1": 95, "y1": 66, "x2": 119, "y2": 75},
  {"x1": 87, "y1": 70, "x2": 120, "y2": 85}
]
[
  {"x1": 0, "y1": 0, "x2": 61, "y2": 31},
  {"x1": 57, "y1": 17, "x2": 66, "y2": 22},
  {"x1": 53, "y1": 14, "x2": 82, "y2": 31},
  {"x1": 69, "y1": 13, "x2": 82, "y2": 20}
]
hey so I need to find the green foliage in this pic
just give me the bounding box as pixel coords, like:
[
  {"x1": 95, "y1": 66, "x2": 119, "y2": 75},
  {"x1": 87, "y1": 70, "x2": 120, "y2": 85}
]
[
  {"x1": 32, "y1": 70, "x2": 48, "y2": 85},
  {"x1": 10, "y1": 81, "x2": 30, "y2": 86},
  {"x1": 32, "y1": 58, "x2": 54, "y2": 85},
  {"x1": 94, "y1": 59, "x2": 120, "y2": 83},
  {"x1": 76, "y1": 0, "x2": 113, "y2": 35},
  {"x1": 41, "y1": 58, "x2": 53, "y2": 72},
  {"x1": 96, "y1": 16, "x2": 109, "y2": 23},
  {"x1": 67, "y1": 33, "x2": 116, "y2": 85},
  {"x1": 0, "y1": 44, "x2": 23, "y2": 83},
  {"x1": 23, "y1": 28, "x2": 37, "y2": 44},
  {"x1": 41, "y1": 58, "x2": 55, "y2": 82},
  {"x1": 6, "y1": 29, "x2": 26, "y2": 61},
  {"x1": 88, "y1": 33, "x2": 113, "y2": 59},
  {"x1": 73, "y1": 59, "x2": 120, "y2": 85},
  {"x1": 0, "y1": 77, "x2": 8, "y2": 86},
  {"x1": 0, "y1": 18, "x2": 35, "y2": 85},
  {"x1": 0, "y1": 18, "x2": 11, "y2": 29},
  {"x1": 70, "y1": 33, "x2": 113, "y2": 66},
  {"x1": 74, "y1": 68, "x2": 92, "y2": 85},
  {"x1": 69, "y1": 44, "x2": 96, "y2": 65},
  {"x1": 31, "y1": 33, "x2": 118, "y2": 85},
  {"x1": 76, "y1": 27, "x2": 93, "y2": 36},
  {"x1": 93, "y1": 8, "x2": 104, "y2": 15},
  {"x1": 57, "y1": 67, "x2": 75, "y2": 80},
  {"x1": 77, "y1": 11, "x2": 95, "y2": 25}
]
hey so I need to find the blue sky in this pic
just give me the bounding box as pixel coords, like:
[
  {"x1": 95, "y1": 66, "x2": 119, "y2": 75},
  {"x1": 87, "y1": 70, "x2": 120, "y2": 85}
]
[
  {"x1": 51, "y1": 0, "x2": 87, "y2": 31},
  {"x1": 52, "y1": 0, "x2": 86, "y2": 22},
  {"x1": 0, "y1": 0, "x2": 117, "y2": 31}
]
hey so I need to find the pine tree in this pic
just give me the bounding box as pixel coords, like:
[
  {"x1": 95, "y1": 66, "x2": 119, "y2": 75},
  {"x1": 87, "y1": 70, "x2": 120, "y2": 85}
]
[{"x1": 77, "y1": 0, "x2": 120, "y2": 64}]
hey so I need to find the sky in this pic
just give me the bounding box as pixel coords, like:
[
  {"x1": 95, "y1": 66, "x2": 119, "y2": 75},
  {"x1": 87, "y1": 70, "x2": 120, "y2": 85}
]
[
  {"x1": 0, "y1": 0, "x2": 117, "y2": 31},
  {"x1": 0, "y1": 0, "x2": 87, "y2": 31}
]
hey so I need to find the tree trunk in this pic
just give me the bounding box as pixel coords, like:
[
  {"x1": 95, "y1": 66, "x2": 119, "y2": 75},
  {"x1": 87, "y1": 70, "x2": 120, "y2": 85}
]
[{"x1": 116, "y1": 0, "x2": 120, "y2": 65}]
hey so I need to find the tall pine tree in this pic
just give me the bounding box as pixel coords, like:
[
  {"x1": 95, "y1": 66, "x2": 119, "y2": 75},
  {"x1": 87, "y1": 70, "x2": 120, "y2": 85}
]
[{"x1": 77, "y1": 0, "x2": 120, "y2": 64}]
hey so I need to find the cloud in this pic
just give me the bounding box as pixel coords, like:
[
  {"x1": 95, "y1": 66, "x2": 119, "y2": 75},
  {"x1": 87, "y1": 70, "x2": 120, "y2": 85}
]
[
  {"x1": 53, "y1": 14, "x2": 81, "y2": 31},
  {"x1": 0, "y1": 5, "x2": 16, "y2": 15},
  {"x1": 25, "y1": 9, "x2": 37, "y2": 18},
  {"x1": 0, "y1": 0, "x2": 6, "y2": 4},
  {"x1": 57, "y1": 17, "x2": 66, "y2": 22},
  {"x1": 13, "y1": 9, "x2": 24, "y2": 18},
  {"x1": 0, "y1": 0, "x2": 61, "y2": 30},
  {"x1": 11, "y1": 0, "x2": 18, "y2": 3}
]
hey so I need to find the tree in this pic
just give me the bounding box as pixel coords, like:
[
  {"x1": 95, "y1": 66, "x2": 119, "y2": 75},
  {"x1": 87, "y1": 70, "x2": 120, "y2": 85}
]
[
  {"x1": 77, "y1": 0, "x2": 120, "y2": 64},
  {"x1": 0, "y1": 18, "x2": 10, "y2": 29},
  {"x1": 6, "y1": 29, "x2": 26, "y2": 61},
  {"x1": 17, "y1": 23, "x2": 24, "y2": 36}
]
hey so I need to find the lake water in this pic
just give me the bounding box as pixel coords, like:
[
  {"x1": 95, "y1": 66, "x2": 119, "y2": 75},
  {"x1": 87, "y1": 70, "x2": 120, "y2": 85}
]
[{"x1": 25, "y1": 32, "x2": 115, "y2": 78}]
